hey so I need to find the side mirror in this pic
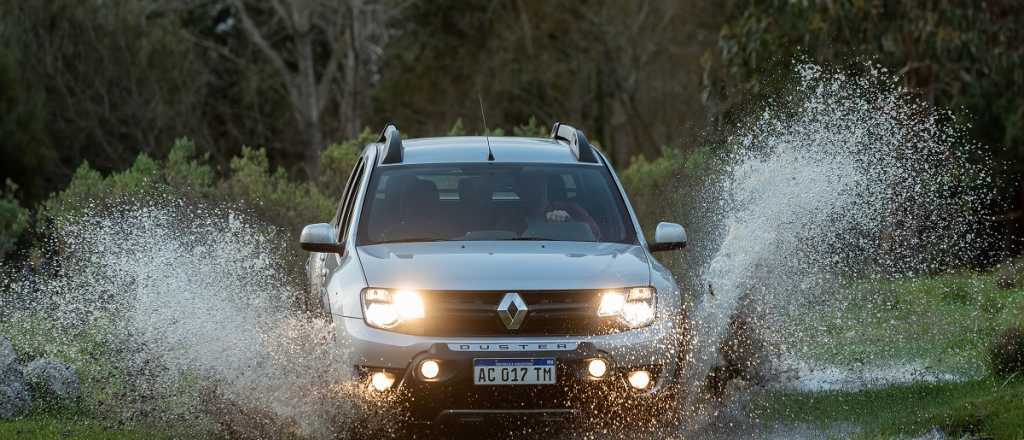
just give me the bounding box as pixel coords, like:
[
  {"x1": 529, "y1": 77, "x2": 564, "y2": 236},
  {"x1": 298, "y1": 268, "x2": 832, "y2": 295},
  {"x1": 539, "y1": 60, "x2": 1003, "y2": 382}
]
[
  {"x1": 649, "y1": 222, "x2": 687, "y2": 252},
  {"x1": 300, "y1": 223, "x2": 344, "y2": 253}
]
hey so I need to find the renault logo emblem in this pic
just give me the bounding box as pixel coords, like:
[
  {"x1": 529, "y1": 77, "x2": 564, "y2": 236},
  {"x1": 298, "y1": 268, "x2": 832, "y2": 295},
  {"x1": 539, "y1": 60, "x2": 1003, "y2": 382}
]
[{"x1": 497, "y1": 292, "x2": 528, "y2": 330}]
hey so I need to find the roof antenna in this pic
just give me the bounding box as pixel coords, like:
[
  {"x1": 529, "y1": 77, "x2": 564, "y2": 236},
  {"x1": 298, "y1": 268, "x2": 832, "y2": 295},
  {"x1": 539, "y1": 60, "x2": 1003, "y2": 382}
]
[{"x1": 478, "y1": 93, "x2": 495, "y2": 161}]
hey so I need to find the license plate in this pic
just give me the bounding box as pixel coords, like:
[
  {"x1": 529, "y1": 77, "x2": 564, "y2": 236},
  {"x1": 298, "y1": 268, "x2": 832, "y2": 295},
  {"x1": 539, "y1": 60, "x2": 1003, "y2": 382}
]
[{"x1": 473, "y1": 358, "x2": 556, "y2": 385}]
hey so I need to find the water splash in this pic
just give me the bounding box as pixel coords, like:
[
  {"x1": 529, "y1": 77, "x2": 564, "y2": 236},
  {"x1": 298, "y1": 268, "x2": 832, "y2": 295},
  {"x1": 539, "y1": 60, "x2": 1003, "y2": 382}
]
[
  {"x1": 680, "y1": 63, "x2": 991, "y2": 411},
  {"x1": 1, "y1": 201, "x2": 366, "y2": 437}
]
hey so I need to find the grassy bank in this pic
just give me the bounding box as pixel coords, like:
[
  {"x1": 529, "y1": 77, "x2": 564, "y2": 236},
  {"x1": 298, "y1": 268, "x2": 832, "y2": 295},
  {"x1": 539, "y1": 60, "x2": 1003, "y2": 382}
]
[
  {"x1": 757, "y1": 270, "x2": 1024, "y2": 438},
  {"x1": 0, "y1": 313, "x2": 213, "y2": 439},
  {"x1": 785, "y1": 272, "x2": 1024, "y2": 376},
  {"x1": 0, "y1": 415, "x2": 161, "y2": 440},
  {"x1": 752, "y1": 377, "x2": 1024, "y2": 439}
]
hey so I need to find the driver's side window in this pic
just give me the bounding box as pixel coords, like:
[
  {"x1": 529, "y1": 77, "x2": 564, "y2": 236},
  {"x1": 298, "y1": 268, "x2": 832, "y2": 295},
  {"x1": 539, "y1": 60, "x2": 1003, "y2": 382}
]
[{"x1": 332, "y1": 157, "x2": 366, "y2": 240}]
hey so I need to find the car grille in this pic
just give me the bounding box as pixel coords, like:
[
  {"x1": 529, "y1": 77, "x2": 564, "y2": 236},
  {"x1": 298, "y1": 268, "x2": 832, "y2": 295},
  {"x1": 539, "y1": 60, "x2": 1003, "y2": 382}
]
[{"x1": 391, "y1": 290, "x2": 627, "y2": 337}]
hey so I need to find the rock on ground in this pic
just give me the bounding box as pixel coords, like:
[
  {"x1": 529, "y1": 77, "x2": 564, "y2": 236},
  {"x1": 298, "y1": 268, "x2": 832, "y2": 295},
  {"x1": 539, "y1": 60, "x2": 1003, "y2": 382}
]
[
  {"x1": 0, "y1": 337, "x2": 31, "y2": 419},
  {"x1": 24, "y1": 358, "x2": 80, "y2": 402}
]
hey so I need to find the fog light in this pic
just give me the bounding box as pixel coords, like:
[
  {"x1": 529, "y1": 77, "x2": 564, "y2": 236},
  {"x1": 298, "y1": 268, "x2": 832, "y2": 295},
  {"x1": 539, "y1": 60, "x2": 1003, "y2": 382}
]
[
  {"x1": 627, "y1": 370, "x2": 651, "y2": 389},
  {"x1": 419, "y1": 359, "x2": 440, "y2": 379},
  {"x1": 369, "y1": 371, "x2": 395, "y2": 392},
  {"x1": 587, "y1": 358, "x2": 608, "y2": 378}
]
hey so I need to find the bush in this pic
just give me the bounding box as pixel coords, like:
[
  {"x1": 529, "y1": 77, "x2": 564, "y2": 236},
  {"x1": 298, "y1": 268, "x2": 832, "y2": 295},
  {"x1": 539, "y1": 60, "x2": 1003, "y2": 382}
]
[
  {"x1": 510, "y1": 117, "x2": 548, "y2": 137},
  {"x1": 619, "y1": 147, "x2": 687, "y2": 232},
  {"x1": 0, "y1": 180, "x2": 29, "y2": 259},
  {"x1": 42, "y1": 143, "x2": 197, "y2": 221},
  {"x1": 317, "y1": 130, "x2": 373, "y2": 197},
  {"x1": 618, "y1": 145, "x2": 722, "y2": 248},
  {"x1": 42, "y1": 138, "x2": 336, "y2": 236},
  {"x1": 445, "y1": 117, "x2": 548, "y2": 138},
  {"x1": 989, "y1": 325, "x2": 1024, "y2": 378},
  {"x1": 164, "y1": 137, "x2": 215, "y2": 195},
  {"x1": 220, "y1": 146, "x2": 333, "y2": 234}
]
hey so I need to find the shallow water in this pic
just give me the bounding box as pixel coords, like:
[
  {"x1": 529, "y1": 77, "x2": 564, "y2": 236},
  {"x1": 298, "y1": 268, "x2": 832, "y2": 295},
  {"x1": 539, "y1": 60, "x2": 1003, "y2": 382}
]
[{"x1": 773, "y1": 356, "x2": 963, "y2": 392}]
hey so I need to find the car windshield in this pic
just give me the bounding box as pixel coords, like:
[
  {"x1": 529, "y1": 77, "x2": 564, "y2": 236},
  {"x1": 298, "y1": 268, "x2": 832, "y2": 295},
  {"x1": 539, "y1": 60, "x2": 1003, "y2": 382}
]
[{"x1": 356, "y1": 163, "x2": 638, "y2": 245}]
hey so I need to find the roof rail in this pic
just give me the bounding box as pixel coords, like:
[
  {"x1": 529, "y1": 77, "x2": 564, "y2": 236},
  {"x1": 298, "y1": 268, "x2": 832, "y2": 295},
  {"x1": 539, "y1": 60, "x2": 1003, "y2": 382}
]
[
  {"x1": 550, "y1": 122, "x2": 598, "y2": 163},
  {"x1": 378, "y1": 123, "x2": 403, "y2": 164}
]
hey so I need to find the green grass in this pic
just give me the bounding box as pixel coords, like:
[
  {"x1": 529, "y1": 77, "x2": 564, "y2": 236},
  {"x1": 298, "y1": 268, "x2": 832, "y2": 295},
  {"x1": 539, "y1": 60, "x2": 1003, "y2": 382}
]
[
  {"x1": 751, "y1": 377, "x2": 1024, "y2": 439},
  {"x1": 784, "y1": 272, "x2": 1024, "y2": 376},
  {"x1": 0, "y1": 414, "x2": 160, "y2": 440},
  {"x1": 1, "y1": 313, "x2": 214, "y2": 439},
  {"x1": 759, "y1": 270, "x2": 1024, "y2": 439}
]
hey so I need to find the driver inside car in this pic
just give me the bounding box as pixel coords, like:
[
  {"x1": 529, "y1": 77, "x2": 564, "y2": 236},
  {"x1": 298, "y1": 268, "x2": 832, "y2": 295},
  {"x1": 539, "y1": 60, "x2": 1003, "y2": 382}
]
[{"x1": 514, "y1": 170, "x2": 601, "y2": 240}]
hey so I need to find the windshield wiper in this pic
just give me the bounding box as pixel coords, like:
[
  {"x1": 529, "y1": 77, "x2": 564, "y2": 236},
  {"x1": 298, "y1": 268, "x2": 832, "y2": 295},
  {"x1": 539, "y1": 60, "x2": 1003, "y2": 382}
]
[
  {"x1": 374, "y1": 237, "x2": 449, "y2": 244},
  {"x1": 497, "y1": 237, "x2": 558, "y2": 241}
]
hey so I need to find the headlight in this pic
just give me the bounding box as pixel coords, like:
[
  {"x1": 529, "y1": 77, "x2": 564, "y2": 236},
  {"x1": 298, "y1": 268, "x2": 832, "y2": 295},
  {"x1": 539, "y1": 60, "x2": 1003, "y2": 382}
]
[
  {"x1": 597, "y1": 287, "x2": 655, "y2": 328},
  {"x1": 362, "y1": 288, "x2": 425, "y2": 329}
]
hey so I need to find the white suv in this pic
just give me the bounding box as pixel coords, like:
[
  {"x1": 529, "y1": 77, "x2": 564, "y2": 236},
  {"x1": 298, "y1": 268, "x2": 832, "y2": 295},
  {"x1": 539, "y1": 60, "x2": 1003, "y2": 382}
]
[{"x1": 301, "y1": 122, "x2": 690, "y2": 427}]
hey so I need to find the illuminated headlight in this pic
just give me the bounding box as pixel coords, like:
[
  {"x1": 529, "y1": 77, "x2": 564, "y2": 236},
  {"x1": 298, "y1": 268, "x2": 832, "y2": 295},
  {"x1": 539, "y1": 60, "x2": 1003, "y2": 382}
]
[
  {"x1": 369, "y1": 371, "x2": 396, "y2": 391},
  {"x1": 362, "y1": 288, "x2": 425, "y2": 329},
  {"x1": 627, "y1": 370, "x2": 652, "y2": 389},
  {"x1": 597, "y1": 287, "x2": 655, "y2": 328}
]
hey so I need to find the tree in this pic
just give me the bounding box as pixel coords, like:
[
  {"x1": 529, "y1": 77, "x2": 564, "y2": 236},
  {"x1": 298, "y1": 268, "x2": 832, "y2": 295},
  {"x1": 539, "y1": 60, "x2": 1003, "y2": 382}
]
[
  {"x1": 0, "y1": 47, "x2": 54, "y2": 203},
  {"x1": 0, "y1": 0, "x2": 210, "y2": 202},
  {"x1": 705, "y1": 0, "x2": 1024, "y2": 252},
  {"x1": 226, "y1": 0, "x2": 398, "y2": 179},
  {"x1": 706, "y1": 0, "x2": 1024, "y2": 160},
  {"x1": 372, "y1": 0, "x2": 723, "y2": 165}
]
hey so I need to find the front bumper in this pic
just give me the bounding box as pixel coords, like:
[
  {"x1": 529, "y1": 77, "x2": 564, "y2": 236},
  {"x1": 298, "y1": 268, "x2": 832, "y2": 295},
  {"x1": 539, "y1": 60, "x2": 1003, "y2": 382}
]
[{"x1": 337, "y1": 316, "x2": 681, "y2": 423}]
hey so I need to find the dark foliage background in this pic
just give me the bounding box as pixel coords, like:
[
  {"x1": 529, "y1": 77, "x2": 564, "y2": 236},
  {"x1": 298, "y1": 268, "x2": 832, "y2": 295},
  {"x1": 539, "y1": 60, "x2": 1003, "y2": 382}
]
[{"x1": 1, "y1": 0, "x2": 1022, "y2": 267}]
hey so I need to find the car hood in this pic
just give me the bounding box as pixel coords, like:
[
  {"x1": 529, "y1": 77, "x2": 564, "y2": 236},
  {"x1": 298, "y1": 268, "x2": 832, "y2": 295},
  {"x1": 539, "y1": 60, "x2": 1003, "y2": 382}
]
[{"x1": 356, "y1": 241, "x2": 651, "y2": 291}]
